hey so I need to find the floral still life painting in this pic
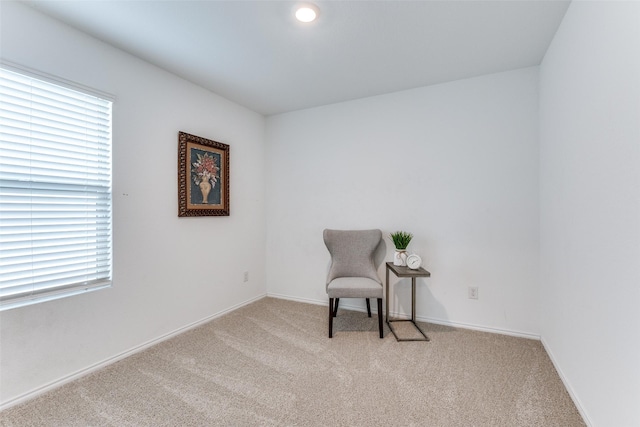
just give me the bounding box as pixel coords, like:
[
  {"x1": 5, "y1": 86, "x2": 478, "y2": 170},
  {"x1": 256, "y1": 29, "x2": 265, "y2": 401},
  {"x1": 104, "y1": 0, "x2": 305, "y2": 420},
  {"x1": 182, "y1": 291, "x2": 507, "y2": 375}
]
[
  {"x1": 178, "y1": 131, "x2": 229, "y2": 217},
  {"x1": 191, "y1": 151, "x2": 219, "y2": 204}
]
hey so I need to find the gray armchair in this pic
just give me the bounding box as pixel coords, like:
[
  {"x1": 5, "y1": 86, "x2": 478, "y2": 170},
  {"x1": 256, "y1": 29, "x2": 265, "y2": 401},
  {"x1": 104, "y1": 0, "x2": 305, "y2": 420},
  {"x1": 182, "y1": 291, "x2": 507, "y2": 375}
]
[{"x1": 323, "y1": 229, "x2": 384, "y2": 338}]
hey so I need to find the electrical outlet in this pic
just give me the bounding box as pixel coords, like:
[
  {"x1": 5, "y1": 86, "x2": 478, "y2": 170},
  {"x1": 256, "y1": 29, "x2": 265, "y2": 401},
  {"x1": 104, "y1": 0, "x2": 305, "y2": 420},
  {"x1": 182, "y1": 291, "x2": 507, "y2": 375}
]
[
  {"x1": 243, "y1": 271, "x2": 249, "y2": 282},
  {"x1": 468, "y1": 286, "x2": 479, "y2": 299}
]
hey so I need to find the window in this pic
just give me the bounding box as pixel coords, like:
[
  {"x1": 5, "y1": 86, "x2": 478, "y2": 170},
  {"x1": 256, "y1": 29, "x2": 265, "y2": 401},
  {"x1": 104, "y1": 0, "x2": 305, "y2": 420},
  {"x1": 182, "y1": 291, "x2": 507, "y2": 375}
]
[{"x1": 0, "y1": 67, "x2": 113, "y2": 311}]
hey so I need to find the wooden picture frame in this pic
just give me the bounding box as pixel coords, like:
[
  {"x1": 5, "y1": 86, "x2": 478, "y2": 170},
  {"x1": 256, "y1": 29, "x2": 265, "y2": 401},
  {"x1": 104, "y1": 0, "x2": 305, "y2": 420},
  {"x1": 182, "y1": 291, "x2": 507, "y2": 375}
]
[{"x1": 178, "y1": 131, "x2": 229, "y2": 217}]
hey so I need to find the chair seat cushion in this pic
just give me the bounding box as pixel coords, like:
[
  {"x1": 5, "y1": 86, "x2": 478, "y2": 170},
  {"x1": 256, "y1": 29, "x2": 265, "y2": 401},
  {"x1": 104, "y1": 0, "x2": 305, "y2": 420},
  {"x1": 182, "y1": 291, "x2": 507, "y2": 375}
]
[{"x1": 327, "y1": 277, "x2": 383, "y2": 299}]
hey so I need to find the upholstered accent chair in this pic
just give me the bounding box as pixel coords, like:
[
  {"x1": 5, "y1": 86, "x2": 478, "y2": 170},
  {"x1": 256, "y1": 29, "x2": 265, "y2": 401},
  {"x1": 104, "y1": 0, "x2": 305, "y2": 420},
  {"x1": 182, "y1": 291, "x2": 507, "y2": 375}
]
[{"x1": 323, "y1": 229, "x2": 384, "y2": 338}]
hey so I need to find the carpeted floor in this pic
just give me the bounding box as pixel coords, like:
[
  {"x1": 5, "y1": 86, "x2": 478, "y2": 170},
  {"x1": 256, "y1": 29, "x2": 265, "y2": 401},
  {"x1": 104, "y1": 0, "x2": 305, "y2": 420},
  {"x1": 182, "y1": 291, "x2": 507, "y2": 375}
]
[{"x1": 1, "y1": 297, "x2": 585, "y2": 426}]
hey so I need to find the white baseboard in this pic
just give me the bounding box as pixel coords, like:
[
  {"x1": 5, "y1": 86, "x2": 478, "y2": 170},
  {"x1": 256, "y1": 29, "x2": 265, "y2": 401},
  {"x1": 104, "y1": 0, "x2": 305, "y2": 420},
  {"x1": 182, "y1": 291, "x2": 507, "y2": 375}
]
[
  {"x1": 540, "y1": 337, "x2": 592, "y2": 427},
  {"x1": 266, "y1": 293, "x2": 540, "y2": 340},
  {"x1": 0, "y1": 293, "x2": 267, "y2": 411},
  {"x1": 266, "y1": 292, "x2": 327, "y2": 307},
  {"x1": 422, "y1": 317, "x2": 540, "y2": 340}
]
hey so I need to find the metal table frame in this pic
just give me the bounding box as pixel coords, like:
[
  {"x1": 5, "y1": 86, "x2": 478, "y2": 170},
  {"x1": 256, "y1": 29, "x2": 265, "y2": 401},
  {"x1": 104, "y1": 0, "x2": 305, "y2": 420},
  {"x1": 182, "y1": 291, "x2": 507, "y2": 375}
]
[{"x1": 385, "y1": 262, "x2": 431, "y2": 342}]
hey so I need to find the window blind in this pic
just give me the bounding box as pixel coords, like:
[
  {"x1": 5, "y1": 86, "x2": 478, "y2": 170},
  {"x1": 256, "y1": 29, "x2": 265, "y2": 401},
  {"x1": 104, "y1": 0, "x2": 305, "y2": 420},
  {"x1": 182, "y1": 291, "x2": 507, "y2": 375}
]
[{"x1": 0, "y1": 67, "x2": 113, "y2": 311}]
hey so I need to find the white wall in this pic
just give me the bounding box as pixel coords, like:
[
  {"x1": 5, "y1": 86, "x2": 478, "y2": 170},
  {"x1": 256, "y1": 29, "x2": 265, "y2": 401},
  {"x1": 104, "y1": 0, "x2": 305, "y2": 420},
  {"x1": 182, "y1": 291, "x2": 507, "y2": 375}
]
[
  {"x1": 0, "y1": 2, "x2": 266, "y2": 407},
  {"x1": 265, "y1": 68, "x2": 540, "y2": 337},
  {"x1": 539, "y1": 1, "x2": 640, "y2": 425}
]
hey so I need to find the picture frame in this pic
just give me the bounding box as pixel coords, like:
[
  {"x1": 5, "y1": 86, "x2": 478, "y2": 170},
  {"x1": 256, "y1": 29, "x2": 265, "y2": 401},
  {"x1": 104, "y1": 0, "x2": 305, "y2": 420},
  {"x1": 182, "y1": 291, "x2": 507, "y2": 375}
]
[{"x1": 178, "y1": 131, "x2": 230, "y2": 217}]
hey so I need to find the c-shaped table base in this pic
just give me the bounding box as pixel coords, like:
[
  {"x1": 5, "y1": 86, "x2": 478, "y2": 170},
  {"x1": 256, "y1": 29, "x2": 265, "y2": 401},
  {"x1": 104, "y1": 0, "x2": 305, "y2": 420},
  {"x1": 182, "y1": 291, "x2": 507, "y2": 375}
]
[{"x1": 385, "y1": 262, "x2": 431, "y2": 342}]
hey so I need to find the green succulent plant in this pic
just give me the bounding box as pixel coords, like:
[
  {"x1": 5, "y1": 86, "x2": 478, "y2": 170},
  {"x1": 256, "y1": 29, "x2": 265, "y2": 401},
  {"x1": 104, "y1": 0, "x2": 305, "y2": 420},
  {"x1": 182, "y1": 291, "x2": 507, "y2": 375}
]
[{"x1": 389, "y1": 231, "x2": 413, "y2": 250}]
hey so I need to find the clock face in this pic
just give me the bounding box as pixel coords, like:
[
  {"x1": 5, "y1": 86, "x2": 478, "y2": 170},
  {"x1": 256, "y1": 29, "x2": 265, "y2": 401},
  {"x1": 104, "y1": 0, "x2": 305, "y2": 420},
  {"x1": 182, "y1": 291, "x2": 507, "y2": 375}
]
[{"x1": 407, "y1": 254, "x2": 422, "y2": 269}]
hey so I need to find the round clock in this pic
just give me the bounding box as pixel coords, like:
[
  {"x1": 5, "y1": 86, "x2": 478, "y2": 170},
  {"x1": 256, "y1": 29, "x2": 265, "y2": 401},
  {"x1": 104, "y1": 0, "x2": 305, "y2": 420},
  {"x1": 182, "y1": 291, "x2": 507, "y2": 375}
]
[{"x1": 406, "y1": 254, "x2": 422, "y2": 270}]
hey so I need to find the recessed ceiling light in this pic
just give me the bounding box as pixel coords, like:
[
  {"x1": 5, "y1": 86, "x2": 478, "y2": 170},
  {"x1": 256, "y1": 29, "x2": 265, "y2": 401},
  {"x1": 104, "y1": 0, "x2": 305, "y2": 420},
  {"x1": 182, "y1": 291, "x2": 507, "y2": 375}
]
[{"x1": 295, "y1": 4, "x2": 319, "y2": 23}]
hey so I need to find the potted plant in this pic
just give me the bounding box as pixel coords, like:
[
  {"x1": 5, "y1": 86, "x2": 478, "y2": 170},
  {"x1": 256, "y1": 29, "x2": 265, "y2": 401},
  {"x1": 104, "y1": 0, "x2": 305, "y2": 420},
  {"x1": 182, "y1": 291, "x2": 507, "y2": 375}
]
[{"x1": 390, "y1": 231, "x2": 413, "y2": 266}]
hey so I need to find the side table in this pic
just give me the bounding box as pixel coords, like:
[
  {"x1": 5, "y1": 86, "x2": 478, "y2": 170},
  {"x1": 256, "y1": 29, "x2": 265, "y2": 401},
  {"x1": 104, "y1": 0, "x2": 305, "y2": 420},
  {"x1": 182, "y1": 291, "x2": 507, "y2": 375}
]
[{"x1": 385, "y1": 262, "x2": 431, "y2": 342}]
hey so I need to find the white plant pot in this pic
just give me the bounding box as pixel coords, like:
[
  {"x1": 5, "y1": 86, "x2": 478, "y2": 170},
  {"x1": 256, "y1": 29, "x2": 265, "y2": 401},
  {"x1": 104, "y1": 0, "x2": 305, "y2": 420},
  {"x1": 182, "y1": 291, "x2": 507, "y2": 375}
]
[{"x1": 394, "y1": 250, "x2": 408, "y2": 266}]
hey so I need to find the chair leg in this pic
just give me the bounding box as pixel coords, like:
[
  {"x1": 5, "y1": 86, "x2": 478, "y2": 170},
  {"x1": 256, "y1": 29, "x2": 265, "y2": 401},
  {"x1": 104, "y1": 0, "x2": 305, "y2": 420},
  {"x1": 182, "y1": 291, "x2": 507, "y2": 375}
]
[
  {"x1": 377, "y1": 298, "x2": 383, "y2": 339},
  {"x1": 366, "y1": 298, "x2": 371, "y2": 317},
  {"x1": 329, "y1": 298, "x2": 334, "y2": 338},
  {"x1": 333, "y1": 298, "x2": 340, "y2": 317}
]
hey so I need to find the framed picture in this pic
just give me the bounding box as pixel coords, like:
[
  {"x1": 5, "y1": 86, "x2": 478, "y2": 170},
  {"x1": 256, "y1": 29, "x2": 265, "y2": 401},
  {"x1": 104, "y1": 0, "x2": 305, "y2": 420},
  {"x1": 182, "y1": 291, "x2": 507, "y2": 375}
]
[{"x1": 178, "y1": 131, "x2": 229, "y2": 217}]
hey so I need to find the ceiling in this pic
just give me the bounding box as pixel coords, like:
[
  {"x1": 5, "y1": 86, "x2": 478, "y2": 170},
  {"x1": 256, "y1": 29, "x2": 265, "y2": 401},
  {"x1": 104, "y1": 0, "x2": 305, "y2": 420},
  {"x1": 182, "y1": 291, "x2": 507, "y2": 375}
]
[{"x1": 24, "y1": 0, "x2": 571, "y2": 116}]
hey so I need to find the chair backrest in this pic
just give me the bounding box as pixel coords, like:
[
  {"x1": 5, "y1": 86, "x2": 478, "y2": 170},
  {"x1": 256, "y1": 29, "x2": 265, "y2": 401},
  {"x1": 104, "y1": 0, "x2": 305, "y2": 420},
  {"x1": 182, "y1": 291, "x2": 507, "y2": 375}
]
[{"x1": 323, "y1": 229, "x2": 382, "y2": 286}]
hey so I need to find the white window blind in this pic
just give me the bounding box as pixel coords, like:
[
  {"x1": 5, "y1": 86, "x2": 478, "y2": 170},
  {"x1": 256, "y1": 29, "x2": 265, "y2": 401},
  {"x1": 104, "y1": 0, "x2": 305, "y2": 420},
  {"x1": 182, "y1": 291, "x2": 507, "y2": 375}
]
[{"x1": 0, "y1": 67, "x2": 113, "y2": 311}]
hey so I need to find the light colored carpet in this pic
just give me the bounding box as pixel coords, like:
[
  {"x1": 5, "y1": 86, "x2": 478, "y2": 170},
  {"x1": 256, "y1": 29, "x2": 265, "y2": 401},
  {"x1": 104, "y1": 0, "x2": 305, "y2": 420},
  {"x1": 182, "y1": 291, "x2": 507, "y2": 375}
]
[{"x1": 1, "y1": 297, "x2": 585, "y2": 426}]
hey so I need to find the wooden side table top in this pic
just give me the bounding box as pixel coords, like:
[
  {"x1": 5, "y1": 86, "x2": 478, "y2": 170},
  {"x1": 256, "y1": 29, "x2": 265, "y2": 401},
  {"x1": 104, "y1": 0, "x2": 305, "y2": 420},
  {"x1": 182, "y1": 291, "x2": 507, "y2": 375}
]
[{"x1": 385, "y1": 262, "x2": 431, "y2": 278}]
